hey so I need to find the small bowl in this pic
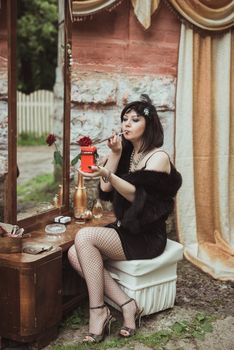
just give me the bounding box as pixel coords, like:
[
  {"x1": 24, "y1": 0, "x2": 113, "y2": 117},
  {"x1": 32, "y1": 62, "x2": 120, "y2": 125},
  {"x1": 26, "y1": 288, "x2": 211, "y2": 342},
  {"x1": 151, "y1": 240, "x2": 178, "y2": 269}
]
[{"x1": 45, "y1": 224, "x2": 66, "y2": 235}]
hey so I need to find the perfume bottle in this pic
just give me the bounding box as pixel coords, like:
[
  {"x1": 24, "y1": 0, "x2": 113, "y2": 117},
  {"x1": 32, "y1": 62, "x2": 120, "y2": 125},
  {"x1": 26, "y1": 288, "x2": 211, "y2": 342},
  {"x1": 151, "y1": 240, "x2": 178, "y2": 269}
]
[
  {"x1": 53, "y1": 184, "x2": 63, "y2": 208},
  {"x1": 73, "y1": 173, "x2": 87, "y2": 221},
  {"x1": 92, "y1": 198, "x2": 103, "y2": 219},
  {"x1": 53, "y1": 194, "x2": 59, "y2": 208},
  {"x1": 57, "y1": 184, "x2": 63, "y2": 207}
]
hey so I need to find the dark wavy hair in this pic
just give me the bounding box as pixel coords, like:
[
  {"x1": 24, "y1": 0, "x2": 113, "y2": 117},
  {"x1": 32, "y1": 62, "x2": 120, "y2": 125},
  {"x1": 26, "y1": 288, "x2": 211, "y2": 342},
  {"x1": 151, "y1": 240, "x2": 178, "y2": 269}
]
[{"x1": 120, "y1": 94, "x2": 164, "y2": 153}]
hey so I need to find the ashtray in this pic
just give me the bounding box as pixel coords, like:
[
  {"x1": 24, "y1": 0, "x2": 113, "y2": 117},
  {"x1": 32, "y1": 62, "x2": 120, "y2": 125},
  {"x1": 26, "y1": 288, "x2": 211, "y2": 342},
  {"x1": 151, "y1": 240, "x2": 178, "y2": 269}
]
[{"x1": 45, "y1": 224, "x2": 66, "y2": 235}]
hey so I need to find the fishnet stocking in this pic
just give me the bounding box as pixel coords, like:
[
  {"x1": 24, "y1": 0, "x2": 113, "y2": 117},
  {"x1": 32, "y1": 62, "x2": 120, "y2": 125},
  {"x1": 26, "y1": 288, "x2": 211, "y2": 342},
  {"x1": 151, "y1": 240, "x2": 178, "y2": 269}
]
[{"x1": 68, "y1": 226, "x2": 137, "y2": 335}]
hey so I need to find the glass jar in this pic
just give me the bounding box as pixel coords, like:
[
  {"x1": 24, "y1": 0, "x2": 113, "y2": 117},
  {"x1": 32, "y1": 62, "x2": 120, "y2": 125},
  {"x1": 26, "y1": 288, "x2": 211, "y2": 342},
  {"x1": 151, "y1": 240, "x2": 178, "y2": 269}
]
[{"x1": 92, "y1": 198, "x2": 103, "y2": 219}]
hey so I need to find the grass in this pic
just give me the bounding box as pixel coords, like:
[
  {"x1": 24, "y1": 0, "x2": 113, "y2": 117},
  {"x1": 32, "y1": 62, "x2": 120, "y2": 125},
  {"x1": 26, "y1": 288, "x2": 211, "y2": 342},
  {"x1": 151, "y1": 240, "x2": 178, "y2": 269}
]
[
  {"x1": 50, "y1": 307, "x2": 215, "y2": 350},
  {"x1": 136, "y1": 313, "x2": 214, "y2": 348},
  {"x1": 60, "y1": 307, "x2": 89, "y2": 330},
  {"x1": 17, "y1": 173, "x2": 59, "y2": 205},
  {"x1": 18, "y1": 132, "x2": 48, "y2": 146}
]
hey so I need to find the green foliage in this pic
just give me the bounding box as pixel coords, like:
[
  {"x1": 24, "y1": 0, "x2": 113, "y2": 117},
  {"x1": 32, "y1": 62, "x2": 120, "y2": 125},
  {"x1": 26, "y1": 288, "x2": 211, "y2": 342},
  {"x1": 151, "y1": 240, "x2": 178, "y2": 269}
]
[
  {"x1": 54, "y1": 150, "x2": 63, "y2": 166},
  {"x1": 18, "y1": 132, "x2": 48, "y2": 146},
  {"x1": 49, "y1": 312, "x2": 215, "y2": 350},
  {"x1": 71, "y1": 151, "x2": 99, "y2": 167},
  {"x1": 170, "y1": 312, "x2": 214, "y2": 341},
  {"x1": 17, "y1": 173, "x2": 58, "y2": 204},
  {"x1": 17, "y1": 0, "x2": 58, "y2": 93},
  {"x1": 137, "y1": 330, "x2": 171, "y2": 347},
  {"x1": 60, "y1": 307, "x2": 88, "y2": 330},
  {"x1": 49, "y1": 336, "x2": 128, "y2": 350},
  {"x1": 71, "y1": 154, "x2": 81, "y2": 167}
]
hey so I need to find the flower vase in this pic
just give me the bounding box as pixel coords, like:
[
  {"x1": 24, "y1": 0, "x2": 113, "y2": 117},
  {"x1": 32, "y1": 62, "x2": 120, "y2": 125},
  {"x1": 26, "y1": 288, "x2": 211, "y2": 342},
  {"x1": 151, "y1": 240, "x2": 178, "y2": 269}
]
[{"x1": 80, "y1": 146, "x2": 97, "y2": 173}]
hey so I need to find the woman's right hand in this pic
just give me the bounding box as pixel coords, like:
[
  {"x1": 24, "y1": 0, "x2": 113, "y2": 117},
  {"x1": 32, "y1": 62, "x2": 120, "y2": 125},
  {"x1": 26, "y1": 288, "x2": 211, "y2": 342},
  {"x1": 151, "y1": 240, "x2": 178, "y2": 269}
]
[{"x1": 107, "y1": 132, "x2": 122, "y2": 154}]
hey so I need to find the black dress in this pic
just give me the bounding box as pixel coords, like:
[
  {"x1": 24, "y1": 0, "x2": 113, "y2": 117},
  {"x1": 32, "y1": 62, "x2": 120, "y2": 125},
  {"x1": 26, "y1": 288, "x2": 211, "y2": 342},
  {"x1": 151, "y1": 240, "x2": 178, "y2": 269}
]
[{"x1": 99, "y1": 149, "x2": 182, "y2": 260}]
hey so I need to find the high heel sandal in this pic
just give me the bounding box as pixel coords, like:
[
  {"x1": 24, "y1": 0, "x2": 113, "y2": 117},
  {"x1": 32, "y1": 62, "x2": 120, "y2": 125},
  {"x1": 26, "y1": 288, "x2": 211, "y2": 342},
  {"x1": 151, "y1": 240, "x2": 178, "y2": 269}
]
[
  {"x1": 119, "y1": 298, "x2": 144, "y2": 338},
  {"x1": 82, "y1": 304, "x2": 113, "y2": 343}
]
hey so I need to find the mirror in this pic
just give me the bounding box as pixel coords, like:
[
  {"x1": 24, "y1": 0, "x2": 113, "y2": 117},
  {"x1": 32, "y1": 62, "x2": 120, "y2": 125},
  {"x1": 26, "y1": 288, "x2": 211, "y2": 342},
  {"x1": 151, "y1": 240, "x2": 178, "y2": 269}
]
[
  {"x1": 16, "y1": 0, "x2": 66, "y2": 221},
  {"x1": 4, "y1": 0, "x2": 71, "y2": 226}
]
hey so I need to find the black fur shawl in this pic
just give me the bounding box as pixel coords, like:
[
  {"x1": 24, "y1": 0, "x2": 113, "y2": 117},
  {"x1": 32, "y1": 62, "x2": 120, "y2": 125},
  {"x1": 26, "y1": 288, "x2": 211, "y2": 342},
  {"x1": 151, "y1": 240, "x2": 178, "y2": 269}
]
[{"x1": 100, "y1": 165, "x2": 182, "y2": 235}]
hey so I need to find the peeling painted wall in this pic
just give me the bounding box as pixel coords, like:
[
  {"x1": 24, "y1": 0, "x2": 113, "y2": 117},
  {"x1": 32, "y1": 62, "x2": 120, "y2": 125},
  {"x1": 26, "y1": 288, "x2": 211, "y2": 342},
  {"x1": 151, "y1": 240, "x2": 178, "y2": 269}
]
[
  {"x1": 70, "y1": 72, "x2": 176, "y2": 160},
  {"x1": 71, "y1": 1, "x2": 180, "y2": 160}
]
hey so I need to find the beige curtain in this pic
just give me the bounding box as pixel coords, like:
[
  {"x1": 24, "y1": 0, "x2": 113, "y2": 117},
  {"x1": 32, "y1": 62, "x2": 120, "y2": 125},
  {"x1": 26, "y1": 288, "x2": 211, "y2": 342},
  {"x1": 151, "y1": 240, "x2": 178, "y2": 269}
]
[
  {"x1": 72, "y1": 0, "x2": 123, "y2": 17},
  {"x1": 167, "y1": 0, "x2": 234, "y2": 31},
  {"x1": 175, "y1": 24, "x2": 234, "y2": 281},
  {"x1": 71, "y1": 0, "x2": 161, "y2": 28},
  {"x1": 71, "y1": 1, "x2": 234, "y2": 29},
  {"x1": 131, "y1": 0, "x2": 161, "y2": 29}
]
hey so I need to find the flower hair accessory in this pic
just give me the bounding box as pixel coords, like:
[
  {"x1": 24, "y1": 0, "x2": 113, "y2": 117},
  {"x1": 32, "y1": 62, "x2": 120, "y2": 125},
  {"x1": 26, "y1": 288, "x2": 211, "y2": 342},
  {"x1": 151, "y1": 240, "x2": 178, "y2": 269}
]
[{"x1": 143, "y1": 107, "x2": 150, "y2": 117}]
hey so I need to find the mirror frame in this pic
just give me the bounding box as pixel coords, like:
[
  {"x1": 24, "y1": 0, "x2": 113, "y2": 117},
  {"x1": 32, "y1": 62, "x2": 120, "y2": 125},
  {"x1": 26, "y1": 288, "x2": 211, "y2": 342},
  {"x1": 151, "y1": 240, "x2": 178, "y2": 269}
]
[{"x1": 5, "y1": 0, "x2": 72, "y2": 230}]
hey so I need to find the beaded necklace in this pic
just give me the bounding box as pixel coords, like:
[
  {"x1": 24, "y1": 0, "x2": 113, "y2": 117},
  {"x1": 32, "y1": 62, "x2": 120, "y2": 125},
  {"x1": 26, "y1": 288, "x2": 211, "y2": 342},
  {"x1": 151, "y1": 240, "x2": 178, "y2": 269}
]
[{"x1": 129, "y1": 149, "x2": 147, "y2": 172}]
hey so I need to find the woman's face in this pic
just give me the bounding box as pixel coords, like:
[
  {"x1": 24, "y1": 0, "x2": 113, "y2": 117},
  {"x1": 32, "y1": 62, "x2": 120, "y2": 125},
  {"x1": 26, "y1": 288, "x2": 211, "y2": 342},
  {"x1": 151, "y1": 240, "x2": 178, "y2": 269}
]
[{"x1": 122, "y1": 109, "x2": 146, "y2": 143}]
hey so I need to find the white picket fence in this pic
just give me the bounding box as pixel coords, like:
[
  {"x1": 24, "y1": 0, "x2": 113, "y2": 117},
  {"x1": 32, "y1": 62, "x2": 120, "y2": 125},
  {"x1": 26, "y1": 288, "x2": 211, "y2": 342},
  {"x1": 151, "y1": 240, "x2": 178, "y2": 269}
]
[{"x1": 17, "y1": 90, "x2": 54, "y2": 136}]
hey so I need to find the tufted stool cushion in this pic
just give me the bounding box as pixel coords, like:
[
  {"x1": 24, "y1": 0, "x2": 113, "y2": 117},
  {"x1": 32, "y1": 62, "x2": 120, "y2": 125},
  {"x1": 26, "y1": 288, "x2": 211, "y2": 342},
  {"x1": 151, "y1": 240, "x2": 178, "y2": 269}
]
[{"x1": 105, "y1": 239, "x2": 183, "y2": 315}]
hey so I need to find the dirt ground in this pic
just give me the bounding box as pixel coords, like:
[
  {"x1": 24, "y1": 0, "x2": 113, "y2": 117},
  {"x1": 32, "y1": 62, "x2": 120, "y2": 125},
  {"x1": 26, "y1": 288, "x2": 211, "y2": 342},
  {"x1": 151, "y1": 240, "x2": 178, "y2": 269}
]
[
  {"x1": 5, "y1": 254, "x2": 233, "y2": 350},
  {"x1": 45, "y1": 239, "x2": 234, "y2": 350}
]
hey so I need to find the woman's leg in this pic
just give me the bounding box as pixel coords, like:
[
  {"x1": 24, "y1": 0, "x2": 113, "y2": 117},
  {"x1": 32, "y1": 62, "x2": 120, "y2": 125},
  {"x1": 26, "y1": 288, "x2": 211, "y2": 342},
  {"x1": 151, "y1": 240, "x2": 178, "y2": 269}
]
[
  {"x1": 69, "y1": 226, "x2": 137, "y2": 336},
  {"x1": 68, "y1": 244, "x2": 135, "y2": 307},
  {"x1": 68, "y1": 245, "x2": 84, "y2": 277}
]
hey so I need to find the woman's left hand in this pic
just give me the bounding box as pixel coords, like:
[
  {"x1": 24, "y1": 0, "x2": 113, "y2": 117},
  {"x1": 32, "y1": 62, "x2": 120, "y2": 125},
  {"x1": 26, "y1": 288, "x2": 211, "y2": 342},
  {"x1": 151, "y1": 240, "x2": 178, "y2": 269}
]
[{"x1": 78, "y1": 166, "x2": 110, "y2": 178}]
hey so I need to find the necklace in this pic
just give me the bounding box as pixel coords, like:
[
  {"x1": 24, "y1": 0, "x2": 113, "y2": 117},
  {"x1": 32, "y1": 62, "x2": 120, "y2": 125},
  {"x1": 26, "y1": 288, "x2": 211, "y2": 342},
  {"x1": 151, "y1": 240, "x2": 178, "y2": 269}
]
[{"x1": 129, "y1": 149, "x2": 147, "y2": 172}]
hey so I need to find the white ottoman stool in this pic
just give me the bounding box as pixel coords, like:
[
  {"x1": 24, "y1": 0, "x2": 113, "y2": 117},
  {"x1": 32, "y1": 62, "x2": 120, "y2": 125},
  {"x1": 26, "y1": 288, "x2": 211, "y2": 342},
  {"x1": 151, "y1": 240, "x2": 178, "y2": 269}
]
[{"x1": 105, "y1": 239, "x2": 183, "y2": 315}]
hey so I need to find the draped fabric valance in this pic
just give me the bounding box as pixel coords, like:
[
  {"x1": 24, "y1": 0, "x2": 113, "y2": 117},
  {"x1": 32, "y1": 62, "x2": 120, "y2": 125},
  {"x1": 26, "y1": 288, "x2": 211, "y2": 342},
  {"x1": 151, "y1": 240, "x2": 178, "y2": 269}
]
[
  {"x1": 71, "y1": 0, "x2": 234, "y2": 31},
  {"x1": 71, "y1": 0, "x2": 125, "y2": 21},
  {"x1": 130, "y1": 0, "x2": 161, "y2": 29},
  {"x1": 71, "y1": 0, "x2": 161, "y2": 27},
  {"x1": 166, "y1": 0, "x2": 234, "y2": 32},
  {"x1": 72, "y1": 0, "x2": 121, "y2": 18}
]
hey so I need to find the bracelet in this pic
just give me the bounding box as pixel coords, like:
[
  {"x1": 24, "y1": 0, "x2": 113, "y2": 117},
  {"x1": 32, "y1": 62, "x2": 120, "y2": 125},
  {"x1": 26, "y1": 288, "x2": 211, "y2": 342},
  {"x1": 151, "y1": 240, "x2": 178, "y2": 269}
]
[{"x1": 102, "y1": 170, "x2": 112, "y2": 183}]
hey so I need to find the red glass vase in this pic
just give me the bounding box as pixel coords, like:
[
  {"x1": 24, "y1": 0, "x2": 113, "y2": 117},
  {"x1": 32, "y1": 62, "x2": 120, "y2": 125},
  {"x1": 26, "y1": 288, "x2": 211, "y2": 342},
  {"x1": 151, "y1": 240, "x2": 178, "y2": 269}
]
[{"x1": 80, "y1": 146, "x2": 97, "y2": 173}]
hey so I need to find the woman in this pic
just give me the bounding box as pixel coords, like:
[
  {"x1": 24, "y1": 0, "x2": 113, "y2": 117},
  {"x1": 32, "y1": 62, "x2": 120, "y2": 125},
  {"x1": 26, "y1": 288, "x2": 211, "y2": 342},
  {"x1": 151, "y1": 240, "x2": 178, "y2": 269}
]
[{"x1": 68, "y1": 94, "x2": 182, "y2": 343}]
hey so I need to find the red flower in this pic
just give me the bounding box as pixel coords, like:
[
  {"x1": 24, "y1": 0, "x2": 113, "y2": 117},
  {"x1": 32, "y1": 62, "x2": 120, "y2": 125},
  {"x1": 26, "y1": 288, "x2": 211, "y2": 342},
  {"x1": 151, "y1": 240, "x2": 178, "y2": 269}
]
[
  {"x1": 46, "y1": 134, "x2": 56, "y2": 146},
  {"x1": 77, "y1": 136, "x2": 93, "y2": 147}
]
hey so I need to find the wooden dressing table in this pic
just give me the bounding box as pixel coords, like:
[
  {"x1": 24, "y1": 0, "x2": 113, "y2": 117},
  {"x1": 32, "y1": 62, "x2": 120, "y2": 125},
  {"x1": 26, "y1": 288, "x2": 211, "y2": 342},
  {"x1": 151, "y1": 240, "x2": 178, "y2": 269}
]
[{"x1": 0, "y1": 212, "x2": 114, "y2": 349}]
